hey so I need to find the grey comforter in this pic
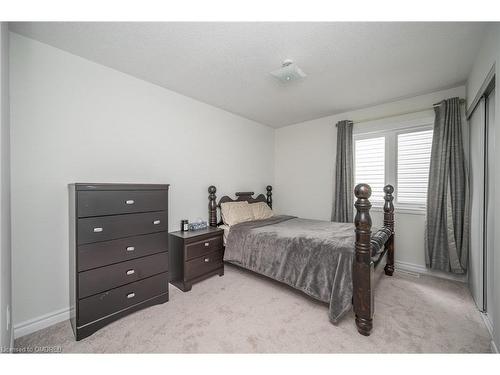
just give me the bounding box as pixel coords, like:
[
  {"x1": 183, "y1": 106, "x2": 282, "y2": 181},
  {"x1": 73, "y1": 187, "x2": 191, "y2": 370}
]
[{"x1": 224, "y1": 215, "x2": 355, "y2": 323}]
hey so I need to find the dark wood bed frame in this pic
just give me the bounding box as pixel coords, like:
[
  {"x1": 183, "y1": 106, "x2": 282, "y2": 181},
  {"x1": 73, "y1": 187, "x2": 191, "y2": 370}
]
[{"x1": 208, "y1": 183, "x2": 395, "y2": 336}]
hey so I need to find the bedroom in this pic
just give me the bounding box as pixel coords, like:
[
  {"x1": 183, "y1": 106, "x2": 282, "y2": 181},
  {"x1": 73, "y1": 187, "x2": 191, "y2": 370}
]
[{"x1": 0, "y1": 0, "x2": 499, "y2": 369}]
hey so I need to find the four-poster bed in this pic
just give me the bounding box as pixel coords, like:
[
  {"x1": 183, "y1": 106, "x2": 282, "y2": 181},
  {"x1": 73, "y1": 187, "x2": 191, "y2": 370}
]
[{"x1": 208, "y1": 183, "x2": 395, "y2": 336}]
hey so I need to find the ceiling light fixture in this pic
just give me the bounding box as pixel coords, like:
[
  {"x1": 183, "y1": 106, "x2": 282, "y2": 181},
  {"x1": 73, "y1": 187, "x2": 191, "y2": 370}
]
[{"x1": 270, "y1": 59, "x2": 306, "y2": 83}]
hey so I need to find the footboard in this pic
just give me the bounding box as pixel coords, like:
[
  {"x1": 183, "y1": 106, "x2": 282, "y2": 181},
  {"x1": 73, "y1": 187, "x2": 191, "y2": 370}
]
[{"x1": 353, "y1": 184, "x2": 395, "y2": 336}]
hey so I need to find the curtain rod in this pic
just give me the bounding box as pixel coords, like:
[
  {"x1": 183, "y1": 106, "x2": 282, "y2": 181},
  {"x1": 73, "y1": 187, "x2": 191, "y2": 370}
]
[
  {"x1": 432, "y1": 98, "x2": 466, "y2": 107},
  {"x1": 345, "y1": 98, "x2": 466, "y2": 125}
]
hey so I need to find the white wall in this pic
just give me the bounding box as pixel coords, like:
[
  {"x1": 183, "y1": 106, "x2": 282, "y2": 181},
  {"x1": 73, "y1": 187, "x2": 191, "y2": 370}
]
[
  {"x1": 466, "y1": 23, "x2": 500, "y2": 353},
  {"x1": 275, "y1": 86, "x2": 466, "y2": 273},
  {"x1": 9, "y1": 33, "x2": 274, "y2": 333},
  {"x1": 0, "y1": 23, "x2": 13, "y2": 349}
]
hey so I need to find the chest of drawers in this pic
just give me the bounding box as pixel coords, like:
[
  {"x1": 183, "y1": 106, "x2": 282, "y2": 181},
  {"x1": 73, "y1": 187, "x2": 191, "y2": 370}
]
[
  {"x1": 69, "y1": 183, "x2": 169, "y2": 340},
  {"x1": 169, "y1": 227, "x2": 224, "y2": 292}
]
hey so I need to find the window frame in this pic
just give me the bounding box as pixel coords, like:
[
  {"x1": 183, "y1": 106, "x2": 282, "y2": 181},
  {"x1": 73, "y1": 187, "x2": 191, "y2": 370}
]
[{"x1": 353, "y1": 119, "x2": 434, "y2": 215}]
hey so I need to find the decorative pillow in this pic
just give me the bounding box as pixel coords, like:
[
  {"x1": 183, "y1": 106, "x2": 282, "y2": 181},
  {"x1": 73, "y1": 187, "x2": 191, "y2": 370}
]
[
  {"x1": 250, "y1": 202, "x2": 274, "y2": 220},
  {"x1": 218, "y1": 224, "x2": 230, "y2": 245},
  {"x1": 220, "y1": 201, "x2": 255, "y2": 226}
]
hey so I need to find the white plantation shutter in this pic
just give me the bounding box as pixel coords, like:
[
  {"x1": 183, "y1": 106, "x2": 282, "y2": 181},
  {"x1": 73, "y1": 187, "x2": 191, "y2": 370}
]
[
  {"x1": 354, "y1": 136, "x2": 385, "y2": 203},
  {"x1": 397, "y1": 129, "x2": 433, "y2": 206}
]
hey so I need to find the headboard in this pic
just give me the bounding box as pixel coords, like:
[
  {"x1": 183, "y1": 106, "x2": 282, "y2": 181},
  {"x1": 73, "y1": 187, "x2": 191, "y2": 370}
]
[{"x1": 208, "y1": 185, "x2": 272, "y2": 227}]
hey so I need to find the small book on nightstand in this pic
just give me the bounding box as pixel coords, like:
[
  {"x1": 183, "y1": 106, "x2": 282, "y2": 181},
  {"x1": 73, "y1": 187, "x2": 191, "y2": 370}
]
[{"x1": 169, "y1": 227, "x2": 224, "y2": 292}]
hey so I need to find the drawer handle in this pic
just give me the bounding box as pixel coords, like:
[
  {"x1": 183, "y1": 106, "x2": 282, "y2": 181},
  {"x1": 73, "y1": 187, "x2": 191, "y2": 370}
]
[
  {"x1": 153, "y1": 220, "x2": 161, "y2": 225},
  {"x1": 126, "y1": 246, "x2": 135, "y2": 252},
  {"x1": 204, "y1": 242, "x2": 209, "y2": 247},
  {"x1": 126, "y1": 269, "x2": 135, "y2": 276},
  {"x1": 93, "y1": 227, "x2": 103, "y2": 233},
  {"x1": 125, "y1": 199, "x2": 135, "y2": 205},
  {"x1": 127, "y1": 292, "x2": 135, "y2": 299},
  {"x1": 204, "y1": 258, "x2": 210, "y2": 263}
]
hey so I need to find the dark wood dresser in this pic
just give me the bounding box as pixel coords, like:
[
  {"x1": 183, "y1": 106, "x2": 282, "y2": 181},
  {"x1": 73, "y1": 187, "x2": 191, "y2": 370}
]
[
  {"x1": 69, "y1": 183, "x2": 169, "y2": 340},
  {"x1": 169, "y1": 227, "x2": 224, "y2": 291}
]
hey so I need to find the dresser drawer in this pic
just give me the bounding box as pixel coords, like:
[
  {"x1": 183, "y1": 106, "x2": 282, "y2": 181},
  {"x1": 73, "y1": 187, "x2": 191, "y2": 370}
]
[
  {"x1": 78, "y1": 272, "x2": 168, "y2": 327},
  {"x1": 77, "y1": 211, "x2": 167, "y2": 245},
  {"x1": 78, "y1": 252, "x2": 168, "y2": 298},
  {"x1": 77, "y1": 190, "x2": 168, "y2": 218},
  {"x1": 185, "y1": 235, "x2": 223, "y2": 261},
  {"x1": 185, "y1": 250, "x2": 223, "y2": 280},
  {"x1": 78, "y1": 232, "x2": 167, "y2": 272}
]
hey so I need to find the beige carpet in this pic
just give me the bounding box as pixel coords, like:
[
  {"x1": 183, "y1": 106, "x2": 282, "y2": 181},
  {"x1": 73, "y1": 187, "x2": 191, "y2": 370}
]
[{"x1": 15, "y1": 264, "x2": 491, "y2": 353}]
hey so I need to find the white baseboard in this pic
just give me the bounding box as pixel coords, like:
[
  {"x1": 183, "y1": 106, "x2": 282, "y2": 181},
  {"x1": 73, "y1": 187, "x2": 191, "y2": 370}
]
[
  {"x1": 395, "y1": 260, "x2": 467, "y2": 283},
  {"x1": 481, "y1": 313, "x2": 494, "y2": 337},
  {"x1": 10, "y1": 327, "x2": 14, "y2": 351},
  {"x1": 14, "y1": 307, "x2": 69, "y2": 339},
  {"x1": 480, "y1": 312, "x2": 499, "y2": 354},
  {"x1": 491, "y1": 340, "x2": 499, "y2": 354}
]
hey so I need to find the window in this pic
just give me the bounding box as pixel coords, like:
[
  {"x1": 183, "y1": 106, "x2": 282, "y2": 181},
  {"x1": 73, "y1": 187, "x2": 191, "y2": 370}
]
[
  {"x1": 397, "y1": 130, "x2": 433, "y2": 206},
  {"x1": 354, "y1": 137, "x2": 385, "y2": 204},
  {"x1": 353, "y1": 124, "x2": 433, "y2": 211}
]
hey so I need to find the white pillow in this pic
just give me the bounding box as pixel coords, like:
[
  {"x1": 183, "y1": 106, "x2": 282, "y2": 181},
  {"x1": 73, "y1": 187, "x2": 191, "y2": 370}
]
[
  {"x1": 220, "y1": 201, "x2": 255, "y2": 226},
  {"x1": 250, "y1": 202, "x2": 274, "y2": 220}
]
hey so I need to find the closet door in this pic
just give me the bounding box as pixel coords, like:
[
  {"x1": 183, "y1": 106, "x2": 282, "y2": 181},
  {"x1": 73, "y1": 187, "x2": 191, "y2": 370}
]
[
  {"x1": 469, "y1": 98, "x2": 485, "y2": 311},
  {"x1": 485, "y1": 89, "x2": 495, "y2": 318}
]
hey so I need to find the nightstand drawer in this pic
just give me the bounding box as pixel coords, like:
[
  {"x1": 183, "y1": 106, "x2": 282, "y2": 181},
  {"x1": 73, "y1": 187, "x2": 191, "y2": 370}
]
[
  {"x1": 78, "y1": 232, "x2": 167, "y2": 272},
  {"x1": 185, "y1": 250, "x2": 223, "y2": 280},
  {"x1": 78, "y1": 252, "x2": 168, "y2": 298},
  {"x1": 78, "y1": 190, "x2": 168, "y2": 217},
  {"x1": 185, "y1": 236, "x2": 223, "y2": 261},
  {"x1": 78, "y1": 272, "x2": 168, "y2": 327},
  {"x1": 77, "y1": 211, "x2": 167, "y2": 245}
]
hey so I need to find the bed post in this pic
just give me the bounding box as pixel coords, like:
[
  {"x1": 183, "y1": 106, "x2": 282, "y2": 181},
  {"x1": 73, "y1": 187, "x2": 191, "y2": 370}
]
[
  {"x1": 266, "y1": 185, "x2": 273, "y2": 208},
  {"x1": 208, "y1": 185, "x2": 217, "y2": 227},
  {"x1": 353, "y1": 183, "x2": 374, "y2": 336},
  {"x1": 383, "y1": 185, "x2": 395, "y2": 276}
]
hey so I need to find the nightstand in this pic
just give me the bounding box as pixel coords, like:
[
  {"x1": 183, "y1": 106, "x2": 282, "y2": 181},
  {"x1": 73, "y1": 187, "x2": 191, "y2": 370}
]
[{"x1": 169, "y1": 227, "x2": 224, "y2": 292}]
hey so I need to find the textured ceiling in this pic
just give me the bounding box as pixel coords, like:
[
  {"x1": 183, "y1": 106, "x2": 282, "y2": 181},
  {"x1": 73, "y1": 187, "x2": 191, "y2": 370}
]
[{"x1": 10, "y1": 22, "x2": 487, "y2": 128}]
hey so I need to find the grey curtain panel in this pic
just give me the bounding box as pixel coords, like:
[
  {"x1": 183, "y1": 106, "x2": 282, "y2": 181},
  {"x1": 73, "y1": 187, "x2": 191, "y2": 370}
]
[
  {"x1": 332, "y1": 120, "x2": 354, "y2": 222},
  {"x1": 425, "y1": 97, "x2": 470, "y2": 274}
]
